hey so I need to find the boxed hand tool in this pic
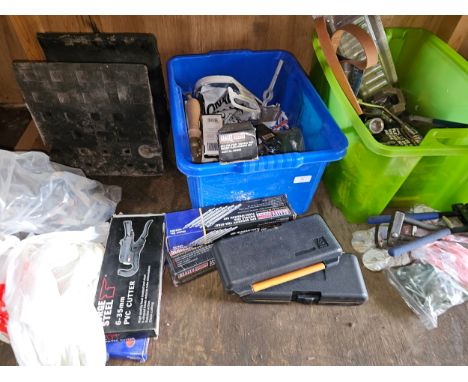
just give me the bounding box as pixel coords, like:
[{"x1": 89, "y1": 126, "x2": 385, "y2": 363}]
[
  {"x1": 217, "y1": 121, "x2": 258, "y2": 163},
  {"x1": 165, "y1": 195, "x2": 296, "y2": 256},
  {"x1": 213, "y1": 214, "x2": 343, "y2": 297},
  {"x1": 165, "y1": 244, "x2": 216, "y2": 285},
  {"x1": 106, "y1": 337, "x2": 150, "y2": 363},
  {"x1": 94, "y1": 214, "x2": 165, "y2": 341},
  {"x1": 242, "y1": 254, "x2": 368, "y2": 304}
]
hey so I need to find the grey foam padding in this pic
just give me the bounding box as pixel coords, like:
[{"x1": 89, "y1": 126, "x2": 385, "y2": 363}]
[
  {"x1": 242, "y1": 254, "x2": 368, "y2": 304},
  {"x1": 14, "y1": 62, "x2": 163, "y2": 176},
  {"x1": 213, "y1": 214, "x2": 343, "y2": 297}
]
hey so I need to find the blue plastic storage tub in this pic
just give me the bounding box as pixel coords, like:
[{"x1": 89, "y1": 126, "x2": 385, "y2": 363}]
[{"x1": 167, "y1": 50, "x2": 348, "y2": 214}]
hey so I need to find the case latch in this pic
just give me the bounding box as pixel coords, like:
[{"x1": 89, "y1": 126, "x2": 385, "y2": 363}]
[{"x1": 292, "y1": 292, "x2": 321, "y2": 304}]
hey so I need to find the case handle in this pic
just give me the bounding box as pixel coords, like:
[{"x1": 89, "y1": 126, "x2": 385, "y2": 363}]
[{"x1": 420, "y1": 128, "x2": 468, "y2": 154}]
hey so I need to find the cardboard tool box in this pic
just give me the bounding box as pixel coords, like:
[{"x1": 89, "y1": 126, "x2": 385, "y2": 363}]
[
  {"x1": 242, "y1": 254, "x2": 368, "y2": 304},
  {"x1": 165, "y1": 195, "x2": 296, "y2": 255},
  {"x1": 95, "y1": 214, "x2": 165, "y2": 341},
  {"x1": 213, "y1": 214, "x2": 343, "y2": 297},
  {"x1": 165, "y1": 243, "x2": 216, "y2": 286},
  {"x1": 217, "y1": 121, "x2": 258, "y2": 163}
]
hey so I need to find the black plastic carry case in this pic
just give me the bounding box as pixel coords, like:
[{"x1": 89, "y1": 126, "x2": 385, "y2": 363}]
[
  {"x1": 213, "y1": 214, "x2": 343, "y2": 297},
  {"x1": 242, "y1": 254, "x2": 368, "y2": 304}
]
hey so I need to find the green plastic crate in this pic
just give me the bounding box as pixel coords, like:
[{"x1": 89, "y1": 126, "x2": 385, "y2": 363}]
[{"x1": 311, "y1": 28, "x2": 468, "y2": 223}]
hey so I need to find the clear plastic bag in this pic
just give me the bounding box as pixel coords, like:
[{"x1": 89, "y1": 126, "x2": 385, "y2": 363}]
[
  {"x1": 1, "y1": 224, "x2": 109, "y2": 365},
  {"x1": 411, "y1": 240, "x2": 468, "y2": 288},
  {"x1": 0, "y1": 150, "x2": 121, "y2": 235},
  {"x1": 386, "y1": 263, "x2": 468, "y2": 330}
]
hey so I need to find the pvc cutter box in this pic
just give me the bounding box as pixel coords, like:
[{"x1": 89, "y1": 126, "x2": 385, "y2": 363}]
[
  {"x1": 94, "y1": 214, "x2": 165, "y2": 341},
  {"x1": 242, "y1": 254, "x2": 368, "y2": 304},
  {"x1": 213, "y1": 214, "x2": 342, "y2": 297}
]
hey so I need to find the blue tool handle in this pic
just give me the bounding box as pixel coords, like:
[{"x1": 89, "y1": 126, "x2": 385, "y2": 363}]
[
  {"x1": 388, "y1": 228, "x2": 451, "y2": 257},
  {"x1": 367, "y1": 212, "x2": 440, "y2": 225}
]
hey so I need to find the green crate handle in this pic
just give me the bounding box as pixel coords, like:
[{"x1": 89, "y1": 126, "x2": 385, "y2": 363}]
[
  {"x1": 312, "y1": 29, "x2": 468, "y2": 158},
  {"x1": 420, "y1": 128, "x2": 468, "y2": 153}
]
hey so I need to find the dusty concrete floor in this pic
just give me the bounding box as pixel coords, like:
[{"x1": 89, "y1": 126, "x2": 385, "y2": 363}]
[{"x1": 0, "y1": 163, "x2": 467, "y2": 365}]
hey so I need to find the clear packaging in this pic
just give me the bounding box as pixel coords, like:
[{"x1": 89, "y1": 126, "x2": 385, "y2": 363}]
[
  {"x1": 386, "y1": 263, "x2": 468, "y2": 329},
  {"x1": 442, "y1": 234, "x2": 468, "y2": 246},
  {"x1": 0, "y1": 150, "x2": 121, "y2": 235},
  {"x1": 411, "y1": 240, "x2": 468, "y2": 288}
]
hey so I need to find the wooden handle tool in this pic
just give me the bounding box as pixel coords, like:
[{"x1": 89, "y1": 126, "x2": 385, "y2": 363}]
[
  {"x1": 186, "y1": 95, "x2": 202, "y2": 162},
  {"x1": 251, "y1": 262, "x2": 326, "y2": 293}
]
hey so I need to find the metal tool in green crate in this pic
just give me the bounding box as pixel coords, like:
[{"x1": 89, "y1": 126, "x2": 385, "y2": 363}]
[{"x1": 311, "y1": 28, "x2": 468, "y2": 223}]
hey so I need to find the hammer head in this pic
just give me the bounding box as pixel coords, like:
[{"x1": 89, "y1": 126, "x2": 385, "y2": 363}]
[
  {"x1": 387, "y1": 211, "x2": 406, "y2": 246},
  {"x1": 452, "y1": 203, "x2": 468, "y2": 225}
]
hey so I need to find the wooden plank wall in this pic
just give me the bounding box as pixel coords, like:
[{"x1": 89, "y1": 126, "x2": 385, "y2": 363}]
[
  {"x1": 0, "y1": 17, "x2": 26, "y2": 104},
  {"x1": 1, "y1": 15, "x2": 466, "y2": 106}
]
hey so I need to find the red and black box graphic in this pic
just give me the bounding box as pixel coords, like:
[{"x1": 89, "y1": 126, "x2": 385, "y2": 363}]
[{"x1": 94, "y1": 214, "x2": 165, "y2": 341}]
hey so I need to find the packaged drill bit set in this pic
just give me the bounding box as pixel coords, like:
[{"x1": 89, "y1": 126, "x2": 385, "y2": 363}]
[
  {"x1": 165, "y1": 195, "x2": 296, "y2": 285},
  {"x1": 165, "y1": 243, "x2": 216, "y2": 286},
  {"x1": 184, "y1": 62, "x2": 305, "y2": 164},
  {"x1": 94, "y1": 214, "x2": 165, "y2": 341}
]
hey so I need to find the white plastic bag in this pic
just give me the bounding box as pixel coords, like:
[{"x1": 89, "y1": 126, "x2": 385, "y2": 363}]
[
  {"x1": 1, "y1": 225, "x2": 109, "y2": 365},
  {"x1": 195, "y1": 75, "x2": 261, "y2": 124},
  {"x1": 0, "y1": 150, "x2": 121, "y2": 235},
  {"x1": 0, "y1": 234, "x2": 20, "y2": 343}
]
